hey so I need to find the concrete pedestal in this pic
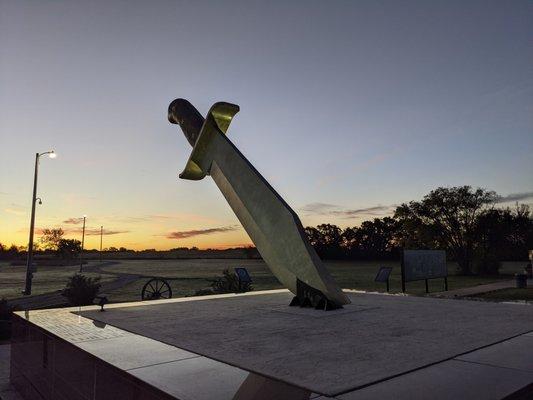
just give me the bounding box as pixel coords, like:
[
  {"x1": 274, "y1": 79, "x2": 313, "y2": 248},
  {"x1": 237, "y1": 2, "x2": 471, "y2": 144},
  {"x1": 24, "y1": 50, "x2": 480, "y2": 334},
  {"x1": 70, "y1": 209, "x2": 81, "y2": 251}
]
[{"x1": 10, "y1": 290, "x2": 533, "y2": 399}]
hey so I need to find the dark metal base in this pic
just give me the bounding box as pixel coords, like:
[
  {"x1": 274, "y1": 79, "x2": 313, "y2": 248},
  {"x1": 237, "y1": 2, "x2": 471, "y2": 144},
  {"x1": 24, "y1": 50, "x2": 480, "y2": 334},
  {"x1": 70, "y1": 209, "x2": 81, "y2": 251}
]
[{"x1": 289, "y1": 279, "x2": 343, "y2": 311}]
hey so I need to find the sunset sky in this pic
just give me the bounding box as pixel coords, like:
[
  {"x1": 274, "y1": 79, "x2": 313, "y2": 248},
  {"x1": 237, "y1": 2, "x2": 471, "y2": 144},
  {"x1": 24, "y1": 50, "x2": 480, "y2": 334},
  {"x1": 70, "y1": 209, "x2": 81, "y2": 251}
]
[{"x1": 1, "y1": 1, "x2": 532, "y2": 250}]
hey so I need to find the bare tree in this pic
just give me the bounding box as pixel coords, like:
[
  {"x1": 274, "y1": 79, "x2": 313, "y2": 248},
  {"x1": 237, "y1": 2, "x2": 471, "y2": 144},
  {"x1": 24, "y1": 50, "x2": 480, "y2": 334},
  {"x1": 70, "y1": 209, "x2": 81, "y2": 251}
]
[{"x1": 40, "y1": 228, "x2": 65, "y2": 251}]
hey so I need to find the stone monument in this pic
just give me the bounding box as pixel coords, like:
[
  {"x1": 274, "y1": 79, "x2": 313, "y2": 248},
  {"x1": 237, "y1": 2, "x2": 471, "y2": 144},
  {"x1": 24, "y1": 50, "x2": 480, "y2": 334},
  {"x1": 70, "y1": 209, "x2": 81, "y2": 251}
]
[{"x1": 168, "y1": 99, "x2": 350, "y2": 309}]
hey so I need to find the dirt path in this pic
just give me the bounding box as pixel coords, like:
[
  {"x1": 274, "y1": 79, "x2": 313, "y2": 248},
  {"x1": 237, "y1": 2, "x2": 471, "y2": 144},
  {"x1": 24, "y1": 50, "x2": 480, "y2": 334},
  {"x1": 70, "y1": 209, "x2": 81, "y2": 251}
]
[{"x1": 431, "y1": 279, "x2": 518, "y2": 298}]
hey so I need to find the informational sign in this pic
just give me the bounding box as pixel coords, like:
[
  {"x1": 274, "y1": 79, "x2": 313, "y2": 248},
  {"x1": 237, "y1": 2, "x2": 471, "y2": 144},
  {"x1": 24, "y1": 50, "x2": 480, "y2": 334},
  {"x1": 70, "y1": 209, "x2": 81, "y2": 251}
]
[
  {"x1": 375, "y1": 267, "x2": 393, "y2": 283},
  {"x1": 402, "y1": 250, "x2": 447, "y2": 282},
  {"x1": 375, "y1": 266, "x2": 393, "y2": 292},
  {"x1": 234, "y1": 267, "x2": 252, "y2": 283}
]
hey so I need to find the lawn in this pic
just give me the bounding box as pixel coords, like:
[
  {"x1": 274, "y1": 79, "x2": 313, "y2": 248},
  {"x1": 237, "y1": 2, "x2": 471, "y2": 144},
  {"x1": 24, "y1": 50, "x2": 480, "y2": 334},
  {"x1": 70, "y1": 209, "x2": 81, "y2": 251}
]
[
  {"x1": 0, "y1": 259, "x2": 525, "y2": 303},
  {"x1": 0, "y1": 261, "x2": 113, "y2": 300},
  {"x1": 99, "y1": 259, "x2": 525, "y2": 303}
]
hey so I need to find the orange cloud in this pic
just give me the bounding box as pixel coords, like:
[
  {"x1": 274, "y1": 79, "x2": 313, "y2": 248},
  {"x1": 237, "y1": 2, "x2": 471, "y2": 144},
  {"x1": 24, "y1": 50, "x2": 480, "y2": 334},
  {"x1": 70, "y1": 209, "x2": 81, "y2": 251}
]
[
  {"x1": 165, "y1": 226, "x2": 239, "y2": 239},
  {"x1": 63, "y1": 217, "x2": 84, "y2": 224}
]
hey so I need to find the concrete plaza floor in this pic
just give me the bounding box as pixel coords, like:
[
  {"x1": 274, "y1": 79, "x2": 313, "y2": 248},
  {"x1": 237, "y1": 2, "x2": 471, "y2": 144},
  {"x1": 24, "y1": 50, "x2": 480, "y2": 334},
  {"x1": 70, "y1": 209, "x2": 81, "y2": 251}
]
[
  {"x1": 8, "y1": 290, "x2": 533, "y2": 399},
  {"x1": 80, "y1": 290, "x2": 533, "y2": 397}
]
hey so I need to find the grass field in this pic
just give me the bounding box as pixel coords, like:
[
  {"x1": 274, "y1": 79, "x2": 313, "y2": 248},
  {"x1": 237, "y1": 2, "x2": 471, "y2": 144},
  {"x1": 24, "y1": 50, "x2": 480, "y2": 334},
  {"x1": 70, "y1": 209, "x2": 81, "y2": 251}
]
[
  {"x1": 0, "y1": 262, "x2": 113, "y2": 300},
  {"x1": 1, "y1": 259, "x2": 525, "y2": 303},
  {"x1": 103, "y1": 259, "x2": 524, "y2": 302}
]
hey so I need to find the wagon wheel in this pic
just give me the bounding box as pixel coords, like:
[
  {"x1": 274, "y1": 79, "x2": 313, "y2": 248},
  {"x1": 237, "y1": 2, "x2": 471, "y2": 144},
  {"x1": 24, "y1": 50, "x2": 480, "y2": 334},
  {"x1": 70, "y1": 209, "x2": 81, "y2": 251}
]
[{"x1": 141, "y1": 278, "x2": 172, "y2": 301}]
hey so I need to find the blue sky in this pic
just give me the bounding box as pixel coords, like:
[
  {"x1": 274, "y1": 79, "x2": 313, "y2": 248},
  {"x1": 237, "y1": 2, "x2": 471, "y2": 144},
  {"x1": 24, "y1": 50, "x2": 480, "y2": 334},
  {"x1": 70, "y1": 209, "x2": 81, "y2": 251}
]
[{"x1": 1, "y1": 0, "x2": 532, "y2": 249}]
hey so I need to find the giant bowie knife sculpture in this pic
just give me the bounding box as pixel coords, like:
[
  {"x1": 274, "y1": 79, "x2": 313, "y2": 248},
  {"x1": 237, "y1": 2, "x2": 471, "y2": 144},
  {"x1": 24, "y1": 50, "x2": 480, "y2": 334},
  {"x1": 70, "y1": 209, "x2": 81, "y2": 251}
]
[{"x1": 168, "y1": 99, "x2": 350, "y2": 309}]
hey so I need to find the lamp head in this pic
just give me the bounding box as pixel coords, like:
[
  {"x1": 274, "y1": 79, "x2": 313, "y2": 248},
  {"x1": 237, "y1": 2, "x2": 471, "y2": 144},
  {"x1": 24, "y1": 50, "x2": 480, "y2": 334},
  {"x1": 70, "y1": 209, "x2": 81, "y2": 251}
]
[{"x1": 48, "y1": 151, "x2": 56, "y2": 159}]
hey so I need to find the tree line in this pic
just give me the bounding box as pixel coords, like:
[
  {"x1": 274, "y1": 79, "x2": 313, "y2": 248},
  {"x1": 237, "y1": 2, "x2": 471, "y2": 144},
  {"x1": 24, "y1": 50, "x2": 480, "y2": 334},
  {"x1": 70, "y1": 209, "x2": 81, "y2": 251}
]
[
  {"x1": 0, "y1": 229, "x2": 83, "y2": 261},
  {"x1": 1, "y1": 186, "x2": 531, "y2": 276},
  {"x1": 305, "y1": 186, "x2": 532, "y2": 275}
]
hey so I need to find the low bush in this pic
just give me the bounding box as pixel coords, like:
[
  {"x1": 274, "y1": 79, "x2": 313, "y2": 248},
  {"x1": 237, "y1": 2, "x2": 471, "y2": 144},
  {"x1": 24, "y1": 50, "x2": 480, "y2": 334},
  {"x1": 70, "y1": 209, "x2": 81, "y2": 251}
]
[
  {"x1": 210, "y1": 269, "x2": 252, "y2": 294},
  {"x1": 62, "y1": 274, "x2": 101, "y2": 306}
]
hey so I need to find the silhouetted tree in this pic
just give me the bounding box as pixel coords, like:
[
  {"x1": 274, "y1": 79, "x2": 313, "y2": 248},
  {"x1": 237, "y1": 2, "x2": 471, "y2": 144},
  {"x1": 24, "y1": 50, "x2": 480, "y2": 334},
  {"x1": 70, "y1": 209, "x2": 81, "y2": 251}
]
[
  {"x1": 304, "y1": 224, "x2": 344, "y2": 259},
  {"x1": 304, "y1": 187, "x2": 531, "y2": 273},
  {"x1": 354, "y1": 217, "x2": 400, "y2": 259},
  {"x1": 40, "y1": 228, "x2": 64, "y2": 251},
  {"x1": 475, "y1": 204, "x2": 532, "y2": 274},
  {"x1": 57, "y1": 239, "x2": 82, "y2": 259},
  {"x1": 0, "y1": 244, "x2": 23, "y2": 260},
  {"x1": 340, "y1": 227, "x2": 359, "y2": 258},
  {"x1": 318, "y1": 224, "x2": 343, "y2": 258},
  {"x1": 394, "y1": 186, "x2": 498, "y2": 275}
]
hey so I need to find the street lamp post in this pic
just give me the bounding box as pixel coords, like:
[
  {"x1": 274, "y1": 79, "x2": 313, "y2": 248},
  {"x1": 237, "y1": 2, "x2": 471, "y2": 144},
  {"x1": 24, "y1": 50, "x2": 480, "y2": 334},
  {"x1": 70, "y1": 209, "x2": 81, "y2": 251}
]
[
  {"x1": 79, "y1": 215, "x2": 86, "y2": 273},
  {"x1": 99, "y1": 225, "x2": 103, "y2": 263},
  {"x1": 24, "y1": 151, "x2": 56, "y2": 295}
]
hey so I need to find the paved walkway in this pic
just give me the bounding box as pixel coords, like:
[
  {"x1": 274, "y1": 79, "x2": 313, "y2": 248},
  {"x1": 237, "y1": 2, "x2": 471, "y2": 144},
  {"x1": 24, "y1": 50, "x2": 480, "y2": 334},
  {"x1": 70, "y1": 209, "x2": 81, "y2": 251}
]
[
  {"x1": 431, "y1": 278, "x2": 532, "y2": 299},
  {"x1": 13, "y1": 291, "x2": 533, "y2": 400},
  {"x1": 323, "y1": 331, "x2": 533, "y2": 399},
  {"x1": 81, "y1": 290, "x2": 533, "y2": 396}
]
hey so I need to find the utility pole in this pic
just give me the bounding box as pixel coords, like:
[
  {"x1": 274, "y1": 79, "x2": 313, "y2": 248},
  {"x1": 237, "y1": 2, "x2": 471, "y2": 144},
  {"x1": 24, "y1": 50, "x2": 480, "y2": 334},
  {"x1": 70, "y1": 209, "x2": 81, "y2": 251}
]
[
  {"x1": 24, "y1": 153, "x2": 39, "y2": 295},
  {"x1": 79, "y1": 215, "x2": 86, "y2": 273},
  {"x1": 24, "y1": 150, "x2": 56, "y2": 295},
  {"x1": 100, "y1": 225, "x2": 103, "y2": 263}
]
